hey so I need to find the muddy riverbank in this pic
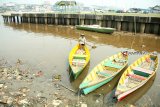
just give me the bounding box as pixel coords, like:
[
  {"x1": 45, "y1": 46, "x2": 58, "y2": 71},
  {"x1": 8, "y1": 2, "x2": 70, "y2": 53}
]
[{"x1": 0, "y1": 59, "x2": 85, "y2": 107}]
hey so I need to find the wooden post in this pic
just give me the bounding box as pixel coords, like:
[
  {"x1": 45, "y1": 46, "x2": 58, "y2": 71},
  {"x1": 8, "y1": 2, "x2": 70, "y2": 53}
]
[
  {"x1": 140, "y1": 23, "x2": 145, "y2": 33},
  {"x1": 35, "y1": 17, "x2": 38, "y2": 24},
  {"x1": 134, "y1": 16, "x2": 136, "y2": 35},
  {"x1": 6, "y1": 16, "x2": 8, "y2": 23},
  {"x1": 81, "y1": 19, "x2": 84, "y2": 25},
  {"x1": 21, "y1": 17, "x2": 23, "y2": 23},
  {"x1": 45, "y1": 17, "x2": 47, "y2": 24},
  {"x1": 67, "y1": 18, "x2": 70, "y2": 25},
  {"x1": 13, "y1": 16, "x2": 15, "y2": 23},
  {"x1": 17, "y1": 16, "x2": 19, "y2": 23},
  {"x1": 28, "y1": 17, "x2": 30, "y2": 23},
  {"x1": 9, "y1": 16, "x2": 12, "y2": 22},
  {"x1": 116, "y1": 21, "x2": 121, "y2": 31},
  {"x1": 98, "y1": 20, "x2": 102, "y2": 26},
  {"x1": 55, "y1": 18, "x2": 58, "y2": 25}
]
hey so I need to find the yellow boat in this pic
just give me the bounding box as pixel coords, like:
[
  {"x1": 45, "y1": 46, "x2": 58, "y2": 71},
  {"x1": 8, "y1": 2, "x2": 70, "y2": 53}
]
[
  {"x1": 69, "y1": 44, "x2": 90, "y2": 79},
  {"x1": 79, "y1": 52, "x2": 128, "y2": 94},
  {"x1": 115, "y1": 54, "x2": 158, "y2": 101}
]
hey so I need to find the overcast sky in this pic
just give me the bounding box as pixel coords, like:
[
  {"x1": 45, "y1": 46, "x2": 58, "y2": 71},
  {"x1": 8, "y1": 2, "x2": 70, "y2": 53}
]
[{"x1": 0, "y1": 0, "x2": 160, "y2": 9}]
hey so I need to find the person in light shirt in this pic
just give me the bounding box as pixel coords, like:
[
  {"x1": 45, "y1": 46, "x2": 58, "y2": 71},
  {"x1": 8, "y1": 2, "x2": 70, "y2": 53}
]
[{"x1": 78, "y1": 34, "x2": 86, "y2": 50}]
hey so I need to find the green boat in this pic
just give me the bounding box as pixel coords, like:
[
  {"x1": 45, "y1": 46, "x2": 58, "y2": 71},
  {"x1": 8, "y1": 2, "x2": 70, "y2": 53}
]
[
  {"x1": 79, "y1": 52, "x2": 128, "y2": 95},
  {"x1": 76, "y1": 25, "x2": 116, "y2": 34}
]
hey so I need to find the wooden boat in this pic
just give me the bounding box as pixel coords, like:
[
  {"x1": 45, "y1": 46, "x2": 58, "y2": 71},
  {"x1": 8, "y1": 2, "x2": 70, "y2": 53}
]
[
  {"x1": 79, "y1": 52, "x2": 128, "y2": 94},
  {"x1": 114, "y1": 54, "x2": 158, "y2": 101},
  {"x1": 76, "y1": 25, "x2": 116, "y2": 34},
  {"x1": 69, "y1": 44, "x2": 90, "y2": 79}
]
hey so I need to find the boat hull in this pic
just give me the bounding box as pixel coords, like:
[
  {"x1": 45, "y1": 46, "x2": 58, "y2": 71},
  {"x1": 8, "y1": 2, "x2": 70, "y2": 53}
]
[
  {"x1": 69, "y1": 44, "x2": 90, "y2": 79},
  {"x1": 82, "y1": 76, "x2": 114, "y2": 95},
  {"x1": 70, "y1": 66, "x2": 83, "y2": 79},
  {"x1": 117, "y1": 78, "x2": 149, "y2": 101},
  {"x1": 76, "y1": 25, "x2": 115, "y2": 34},
  {"x1": 115, "y1": 54, "x2": 158, "y2": 101},
  {"x1": 79, "y1": 52, "x2": 128, "y2": 94}
]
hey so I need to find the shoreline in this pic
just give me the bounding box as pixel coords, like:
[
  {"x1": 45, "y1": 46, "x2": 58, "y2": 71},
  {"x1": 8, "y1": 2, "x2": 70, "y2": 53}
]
[{"x1": 1, "y1": 12, "x2": 160, "y2": 35}]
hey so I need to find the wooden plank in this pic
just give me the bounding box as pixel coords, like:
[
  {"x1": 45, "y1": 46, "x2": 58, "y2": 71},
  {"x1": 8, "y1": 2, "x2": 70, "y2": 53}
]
[{"x1": 133, "y1": 67, "x2": 154, "y2": 75}]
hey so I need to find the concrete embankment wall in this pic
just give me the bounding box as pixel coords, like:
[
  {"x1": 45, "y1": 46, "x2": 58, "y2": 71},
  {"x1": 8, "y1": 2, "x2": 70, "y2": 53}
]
[{"x1": 2, "y1": 13, "x2": 160, "y2": 35}]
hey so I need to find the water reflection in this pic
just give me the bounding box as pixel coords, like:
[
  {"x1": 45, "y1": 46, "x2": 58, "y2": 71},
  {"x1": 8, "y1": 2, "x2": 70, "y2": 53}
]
[{"x1": 4, "y1": 23, "x2": 160, "y2": 53}]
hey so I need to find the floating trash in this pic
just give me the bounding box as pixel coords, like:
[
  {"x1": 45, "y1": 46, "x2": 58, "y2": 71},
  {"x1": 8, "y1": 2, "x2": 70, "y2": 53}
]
[
  {"x1": 35, "y1": 71, "x2": 43, "y2": 77},
  {"x1": 52, "y1": 74, "x2": 61, "y2": 81},
  {"x1": 52, "y1": 99, "x2": 62, "y2": 106}
]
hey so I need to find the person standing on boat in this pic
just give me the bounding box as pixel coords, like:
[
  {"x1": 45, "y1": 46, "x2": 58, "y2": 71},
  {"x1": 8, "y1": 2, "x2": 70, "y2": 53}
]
[{"x1": 79, "y1": 34, "x2": 86, "y2": 50}]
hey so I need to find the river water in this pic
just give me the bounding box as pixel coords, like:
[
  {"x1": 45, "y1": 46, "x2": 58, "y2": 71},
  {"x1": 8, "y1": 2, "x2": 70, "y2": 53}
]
[{"x1": 0, "y1": 16, "x2": 160, "y2": 106}]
